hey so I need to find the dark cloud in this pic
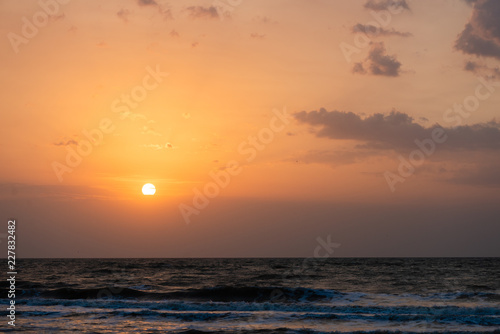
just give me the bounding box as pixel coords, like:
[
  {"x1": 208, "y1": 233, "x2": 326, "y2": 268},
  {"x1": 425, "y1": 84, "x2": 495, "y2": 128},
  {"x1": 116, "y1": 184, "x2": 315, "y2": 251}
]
[
  {"x1": 294, "y1": 108, "x2": 500, "y2": 150},
  {"x1": 456, "y1": 24, "x2": 500, "y2": 59},
  {"x1": 463, "y1": 60, "x2": 500, "y2": 78},
  {"x1": 253, "y1": 16, "x2": 277, "y2": 24},
  {"x1": 160, "y1": 7, "x2": 173, "y2": 20},
  {"x1": 455, "y1": 0, "x2": 500, "y2": 59},
  {"x1": 137, "y1": 0, "x2": 157, "y2": 6},
  {"x1": 250, "y1": 33, "x2": 265, "y2": 39},
  {"x1": 186, "y1": 6, "x2": 219, "y2": 19},
  {"x1": 136, "y1": 0, "x2": 172, "y2": 20},
  {"x1": 364, "y1": 0, "x2": 410, "y2": 11},
  {"x1": 352, "y1": 42, "x2": 402, "y2": 77},
  {"x1": 464, "y1": 60, "x2": 478, "y2": 71},
  {"x1": 170, "y1": 29, "x2": 179, "y2": 38},
  {"x1": 352, "y1": 24, "x2": 412, "y2": 37},
  {"x1": 352, "y1": 62, "x2": 367, "y2": 74},
  {"x1": 117, "y1": 8, "x2": 131, "y2": 23},
  {"x1": 53, "y1": 139, "x2": 77, "y2": 146}
]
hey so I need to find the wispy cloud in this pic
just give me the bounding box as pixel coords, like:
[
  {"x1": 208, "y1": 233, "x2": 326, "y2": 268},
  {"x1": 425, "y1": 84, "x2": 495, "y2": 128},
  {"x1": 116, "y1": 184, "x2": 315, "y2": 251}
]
[
  {"x1": 352, "y1": 24, "x2": 412, "y2": 37},
  {"x1": 117, "y1": 8, "x2": 131, "y2": 23},
  {"x1": 141, "y1": 125, "x2": 162, "y2": 136},
  {"x1": 119, "y1": 111, "x2": 147, "y2": 121},
  {"x1": 250, "y1": 33, "x2": 265, "y2": 40}
]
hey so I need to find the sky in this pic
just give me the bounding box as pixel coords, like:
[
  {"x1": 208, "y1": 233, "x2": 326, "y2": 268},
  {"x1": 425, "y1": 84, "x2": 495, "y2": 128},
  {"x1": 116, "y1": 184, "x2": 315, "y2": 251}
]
[{"x1": 1, "y1": 0, "x2": 499, "y2": 258}]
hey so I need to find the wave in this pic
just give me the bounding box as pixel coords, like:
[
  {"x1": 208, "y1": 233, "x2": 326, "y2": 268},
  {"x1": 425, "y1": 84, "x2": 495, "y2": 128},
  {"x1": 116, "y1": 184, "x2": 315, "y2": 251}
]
[
  {"x1": 16, "y1": 296, "x2": 500, "y2": 316},
  {"x1": 14, "y1": 284, "x2": 500, "y2": 306},
  {"x1": 36, "y1": 286, "x2": 343, "y2": 302}
]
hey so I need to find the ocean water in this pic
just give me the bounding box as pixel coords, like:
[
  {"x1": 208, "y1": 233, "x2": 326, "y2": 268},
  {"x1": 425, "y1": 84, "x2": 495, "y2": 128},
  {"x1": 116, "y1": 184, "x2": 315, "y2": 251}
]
[{"x1": 2, "y1": 258, "x2": 499, "y2": 333}]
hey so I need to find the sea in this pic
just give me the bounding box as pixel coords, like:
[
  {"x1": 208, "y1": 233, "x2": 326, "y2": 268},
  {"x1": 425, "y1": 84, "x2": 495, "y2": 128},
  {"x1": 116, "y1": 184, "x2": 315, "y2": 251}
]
[{"x1": 2, "y1": 258, "x2": 499, "y2": 333}]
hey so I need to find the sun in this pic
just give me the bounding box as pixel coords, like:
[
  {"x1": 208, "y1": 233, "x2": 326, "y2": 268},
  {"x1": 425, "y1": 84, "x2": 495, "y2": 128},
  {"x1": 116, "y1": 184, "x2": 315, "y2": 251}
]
[{"x1": 142, "y1": 183, "x2": 156, "y2": 195}]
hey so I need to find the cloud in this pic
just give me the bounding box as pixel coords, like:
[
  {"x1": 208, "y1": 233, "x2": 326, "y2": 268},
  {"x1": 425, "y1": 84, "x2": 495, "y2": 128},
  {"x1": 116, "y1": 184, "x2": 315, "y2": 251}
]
[
  {"x1": 137, "y1": 0, "x2": 157, "y2": 6},
  {"x1": 352, "y1": 24, "x2": 412, "y2": 37},
  {"x1": 463, "y1": 60, "x2": 500, "y2": 78},
  {"x1": 117, "y1": 8, "x2": 131, "y2": 23},
  {"x1": 170, "y1": 29, "x2": 180, "y2": 38},
  {"x1": 352, "y1": 62, "x2": 367, "y2": 74},
  {"x1": 253, "y1": 16, "x2": 277, "y2": 24},
  {"x1": 119, "y1": 111, "x2": 147, "y2": 121},
  {"x1": 250, "y1": 33, "x2": 265, "y2": 39},
  {"x1": 53, "y1": 139, "x2": 77, "y2": 146},
  {"x1": 140, "y1": 142, "x2": 174, "y2": 150},
  {"x1": 141, "y1": 126, "x2": 162, "y2": 136},
  {"x1": 160, "y1": 7, "x2": 174, "y2": 20},
  {"x1": 186, "y1": 6, "x2": 219, "y2": 19},
  {"x1": 465, "y1": 60, "x2": 478, "y2": 71},
  {"x1": 294, "y1": 108, "x2": 500, "y2": 151},
  {"x1": 49, "y1": 14, "x2": 65, "y2": 22},
  {"x1": 352, "y1": 42, "x2": 402, "y2": 77},
  {"x1": 136, "y1": 0, "x2": 172, "y2": 20},
  {"x1": 364, "y1": 0, "x2": 410, "y2": 11},
  {"x1": 455, "y1": 0, "x2": 500, "y2": 59},
  {"x1": 142, "y1": 144, "x2": 164, "y2": 150}
]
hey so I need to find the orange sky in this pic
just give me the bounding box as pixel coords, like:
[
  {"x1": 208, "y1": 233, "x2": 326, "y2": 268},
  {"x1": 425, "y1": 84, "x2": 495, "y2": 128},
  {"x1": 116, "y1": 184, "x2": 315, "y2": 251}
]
[{"x1": 1, "y1": 0, "x2": 499, "y2": 257}]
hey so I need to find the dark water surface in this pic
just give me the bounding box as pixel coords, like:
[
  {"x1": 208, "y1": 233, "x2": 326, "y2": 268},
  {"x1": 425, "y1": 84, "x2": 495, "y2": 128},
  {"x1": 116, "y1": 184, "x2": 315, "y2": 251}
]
[{"x1": 2, "y1": 258, "x2": 499, "y2": 333}]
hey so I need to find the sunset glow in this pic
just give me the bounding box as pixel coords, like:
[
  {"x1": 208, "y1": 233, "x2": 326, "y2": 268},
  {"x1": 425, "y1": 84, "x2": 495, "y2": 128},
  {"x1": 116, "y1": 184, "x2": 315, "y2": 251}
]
[
  {"x1": 1, "y1": 0, "x2": 499, "y2": 259},
  {"x1": 2, "y1": 1, "x2": 500, "y2": 332}
]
